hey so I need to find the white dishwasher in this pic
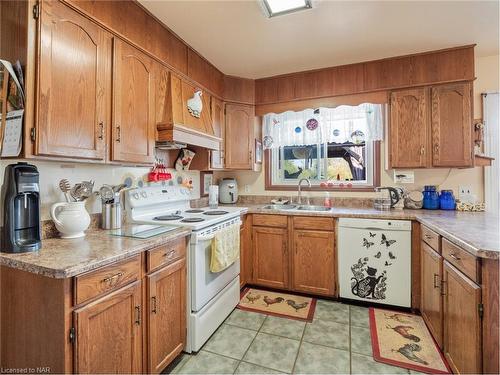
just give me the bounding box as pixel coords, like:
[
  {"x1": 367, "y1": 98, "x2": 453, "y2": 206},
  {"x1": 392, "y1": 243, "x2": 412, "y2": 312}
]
[{"x1": 338, "y1": 218, "x2": 412, "y2": 308}]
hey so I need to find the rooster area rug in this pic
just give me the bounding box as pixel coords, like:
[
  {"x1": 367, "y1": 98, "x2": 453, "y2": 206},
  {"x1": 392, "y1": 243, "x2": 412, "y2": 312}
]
[
  {"x1": 370, "y1": 308, "x2": 451, "y2": 374},
  {"x1": 238, "y1": 288, "x2": 316, "y2": 322}
]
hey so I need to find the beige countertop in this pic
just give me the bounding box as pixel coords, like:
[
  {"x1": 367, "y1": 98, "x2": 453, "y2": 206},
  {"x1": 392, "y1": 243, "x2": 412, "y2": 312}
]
[
  {"x1": 1, "y1": 205, "x2": 497, "y2": 279},
  {"x1": 235, "y1": 204, "x2": 499, "y2": 259},
  {"x1": 0, "y1": 227, "x2": 191, "y2": 278}
]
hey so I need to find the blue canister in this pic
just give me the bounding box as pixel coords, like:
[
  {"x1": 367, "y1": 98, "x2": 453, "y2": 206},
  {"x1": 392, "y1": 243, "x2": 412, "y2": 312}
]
[
  {"x1": 439, "y1": 190, "x2": 456, "y2": 210},
  {"x1": 423, "y1": 185, "x2": 440, "y2": 210}
]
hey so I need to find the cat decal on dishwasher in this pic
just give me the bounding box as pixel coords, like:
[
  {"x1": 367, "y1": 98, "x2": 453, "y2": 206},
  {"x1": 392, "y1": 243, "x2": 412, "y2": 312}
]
[{"x1": 350, "y1": 257, "x2": 387, "y2": 300}]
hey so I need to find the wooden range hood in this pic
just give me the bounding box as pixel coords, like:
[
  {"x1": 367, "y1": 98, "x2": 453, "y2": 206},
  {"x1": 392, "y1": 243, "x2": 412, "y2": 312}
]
[{"x1": 156, "y1": 70, "x2": 222, "y2": 150}]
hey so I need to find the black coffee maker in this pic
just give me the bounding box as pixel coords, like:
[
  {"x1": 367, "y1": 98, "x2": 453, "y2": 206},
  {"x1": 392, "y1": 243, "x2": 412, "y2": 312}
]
[{"x1": 1, "y1": 162, "x2": 41, "y2": 253}]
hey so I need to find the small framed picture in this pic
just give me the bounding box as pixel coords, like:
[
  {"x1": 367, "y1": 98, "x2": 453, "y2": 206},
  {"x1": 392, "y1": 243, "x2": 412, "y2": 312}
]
[
  {"x1": 255, "y1": 139, "x2": 263, "y2": 164},
  {"x1": 200, "y1": 171, "x2": 213, "y2": 197}
]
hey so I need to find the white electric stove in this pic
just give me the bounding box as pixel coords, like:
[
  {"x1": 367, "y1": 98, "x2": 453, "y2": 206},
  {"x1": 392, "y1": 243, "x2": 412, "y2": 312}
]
[{"x1": 125, "y1": 185, "x2": 245, "y2": 352}]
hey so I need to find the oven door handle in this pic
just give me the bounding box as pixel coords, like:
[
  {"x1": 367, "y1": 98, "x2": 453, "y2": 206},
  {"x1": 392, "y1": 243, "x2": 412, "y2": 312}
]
[{"x1": 196, "y1": 234, "x2": 216, "y2": 243}]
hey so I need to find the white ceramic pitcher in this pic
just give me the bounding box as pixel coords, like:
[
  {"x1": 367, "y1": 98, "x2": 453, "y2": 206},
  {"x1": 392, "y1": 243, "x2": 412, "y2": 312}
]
[{"x1": 50, "y1": 201, "x2": 91, "y2": 239}]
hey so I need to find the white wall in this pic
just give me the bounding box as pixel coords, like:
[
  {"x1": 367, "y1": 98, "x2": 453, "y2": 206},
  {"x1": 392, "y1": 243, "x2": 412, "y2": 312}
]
[
  {"x1": 216, "y1": 55, "x2": 500, "y2": 201},
  {"x1": 0, "y1": 160, "x2": 200, "y2": 221}
]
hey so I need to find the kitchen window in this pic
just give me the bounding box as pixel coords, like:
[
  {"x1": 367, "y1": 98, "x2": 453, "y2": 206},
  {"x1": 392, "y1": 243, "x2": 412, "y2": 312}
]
[{"x1": 263, "y1": 104, "x2": 384, "y2": 191}]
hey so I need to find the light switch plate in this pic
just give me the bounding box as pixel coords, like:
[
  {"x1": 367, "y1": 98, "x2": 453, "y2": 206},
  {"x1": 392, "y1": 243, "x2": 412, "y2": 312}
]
[{"x1": 393, "y1": 170, "x2": 415, "y2": 184}]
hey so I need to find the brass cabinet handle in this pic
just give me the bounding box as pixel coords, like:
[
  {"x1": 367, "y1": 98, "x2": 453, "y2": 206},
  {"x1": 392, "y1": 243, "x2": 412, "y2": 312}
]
[
  {"x1": 249, "y1": 149, "x2": 253, "y2": 163},
  {"x1": 116, "y1": 125, "x2": 121, "y2": 142},
  {"x1": 425, "y1": 234, "x2": 433, "y2": 240},
  {"x1": 98, "y1": 121, "x2": 104, "y2": 140},
  {"x1": 151, "y1": 297, "x2": 157, "y2": 314},
  {"x1": 101, "y1": 272, "x2": 123, "y2": 286},
  {"x1": 420, "y1": 145, "x2": 425, "y2": 155},
  {"x1": 433, "y1": 273, "x2": 440, "y2": 288},
  {"x1": 164, "y1": 250, "x2": 176, "y2": 259},
  {"x1": 434, "y1": 144, "x2": 439, "y2": 153},
  {"x1": 449, "y1": 253, "x2": 461, "y2": 261},
  {"x1": 134, "y1": 305, "x2": 141, "y2": 325},
  {"x1": 440, "y1": 280, "x2": 447, "y2": 296}
]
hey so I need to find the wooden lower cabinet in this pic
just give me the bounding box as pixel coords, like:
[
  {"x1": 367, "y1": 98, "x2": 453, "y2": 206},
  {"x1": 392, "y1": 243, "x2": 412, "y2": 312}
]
[
  {"x1": 420, "y1": 242, "x2": 443, "y2": 348},
  {"x1": 292, "y1": 229, "x2": 335, "y2": 296},
  {"x1": 443, "y1": 261, "x2": 482, "y2": 374},
  {"x1": 147, "y1": 258, "x2": 186, "y2": 374},
  {"x1": 240, "y1": 215, "x2": 253, "y2": 287},
  {"x1": 248, "y1": 216, "x2": 336, "y2": 297},
  {"x1": 74, "y1": 281, "x2": 143, "y2": 374},
  {"x1": 252, "y1": 226, "x2": 289, "y2": 289},
  {"x1": 0, "y1": 236, "x2": 189, "y2": 374}
]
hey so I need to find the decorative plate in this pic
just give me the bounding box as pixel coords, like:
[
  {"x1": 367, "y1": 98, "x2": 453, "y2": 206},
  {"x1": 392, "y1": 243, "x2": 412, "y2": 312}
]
[
  {"x1": 306, "y1": 118, "x2": 318, "y2": 131},
  {"x1": 263, "y1": 135, "x2": 273, "y2": 148}
]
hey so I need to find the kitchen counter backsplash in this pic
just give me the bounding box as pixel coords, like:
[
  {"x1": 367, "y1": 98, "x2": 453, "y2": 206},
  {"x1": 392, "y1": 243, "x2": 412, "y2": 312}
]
[{"x1": 235, "y1": 195, "x2": 375, "y2": 207}]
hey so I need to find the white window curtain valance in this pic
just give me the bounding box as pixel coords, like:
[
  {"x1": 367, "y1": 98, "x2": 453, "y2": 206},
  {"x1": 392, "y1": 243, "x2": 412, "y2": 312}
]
[{"x1": 262, "y1": 103, "x2": 384, "y2": 149}]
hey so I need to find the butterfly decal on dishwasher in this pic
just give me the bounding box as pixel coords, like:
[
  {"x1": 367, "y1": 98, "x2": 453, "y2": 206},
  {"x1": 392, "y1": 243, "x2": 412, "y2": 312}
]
[
  {"x1": 369, "y1": 232, "x2": 376, "y2": 238},
  {"x1": 363, "y1": 238, "x2": 375, "y2": 249},
  {"x1": 381, "y1": 234, "x2": 396, "y2": 247}
]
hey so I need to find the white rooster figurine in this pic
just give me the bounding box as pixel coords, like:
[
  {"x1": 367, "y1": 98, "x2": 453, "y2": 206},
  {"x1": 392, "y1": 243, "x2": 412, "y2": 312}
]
[{"x1": 187, "y1": 90, "x2": 203, "y2": 118}]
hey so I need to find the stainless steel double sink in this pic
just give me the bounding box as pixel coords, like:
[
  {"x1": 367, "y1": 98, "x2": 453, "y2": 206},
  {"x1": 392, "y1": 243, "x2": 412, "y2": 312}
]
[{"x1": 262, "y1": 204, "x2": 332, "y2": 212}]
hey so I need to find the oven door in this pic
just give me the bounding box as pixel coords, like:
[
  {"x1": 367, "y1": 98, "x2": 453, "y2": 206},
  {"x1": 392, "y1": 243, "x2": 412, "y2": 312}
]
[{"x1": 191, "y1": 230, "x2": 240, "y2": 312}]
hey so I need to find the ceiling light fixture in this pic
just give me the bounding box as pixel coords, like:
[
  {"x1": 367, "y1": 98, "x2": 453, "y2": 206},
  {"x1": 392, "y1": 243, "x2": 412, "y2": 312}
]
[{"x1": 261, "y1": 0, "x2": 312, "y2": 18}]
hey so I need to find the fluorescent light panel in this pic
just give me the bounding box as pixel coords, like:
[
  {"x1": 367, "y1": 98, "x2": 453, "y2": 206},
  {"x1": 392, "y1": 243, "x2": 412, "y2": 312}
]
[{"x1": 262, "y1": 0, "x2": 312, "y2": 17}]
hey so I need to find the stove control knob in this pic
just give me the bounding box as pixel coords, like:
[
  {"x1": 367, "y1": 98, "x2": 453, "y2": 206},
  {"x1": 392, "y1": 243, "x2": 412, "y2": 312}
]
[
  {"x1": 133, "y1": 192, "x2": 140, "y2": 200},
  {"x1": 141, "y1": 191, "x2": 147, "y2": 198}
]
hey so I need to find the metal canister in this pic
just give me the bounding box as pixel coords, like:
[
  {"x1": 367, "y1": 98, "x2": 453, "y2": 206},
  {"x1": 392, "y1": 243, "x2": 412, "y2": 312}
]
[{"x1": 101, "y1": 202, "x2": 122, "y2": 229}]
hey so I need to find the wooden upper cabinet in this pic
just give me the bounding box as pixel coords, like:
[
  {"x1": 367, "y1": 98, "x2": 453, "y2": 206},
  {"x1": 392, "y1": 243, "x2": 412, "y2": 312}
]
[
  {"x1": 443, "y1": 261, "x2": 482, "y2": 374},
  {"x1": 147, "y1": 259, "x2": 186, "y2": 374},
  {"x1": 389, "y1": 88, "x2": 429, "y2": 168},
  {"x1": 225, "y1": 103, "x2": 255, "y2": 169},
  {"x1": 36, "y1": 1, "x2": 111, "y2": 160},
  {"x1": 431, "y1": 83, "x2": 473, "y2": 167},
  {"x1": 292, "y1": 229, "x2": 335, "y2": 296},
  {"x1": 210, "y1": 97, "x2": 225, "y2": 169},
  {"x1": 420, "y1": 242, "x2": 444, "y2": 348},
  {"x1": 112, "y1": 39, "x2": 155, "y2": 164},
  {"x1": 74, "y1": 281, "x2": 143, "y2": 374},
  {"x1": 252, "y1": 226, "x2": 288, "y2": 289}
]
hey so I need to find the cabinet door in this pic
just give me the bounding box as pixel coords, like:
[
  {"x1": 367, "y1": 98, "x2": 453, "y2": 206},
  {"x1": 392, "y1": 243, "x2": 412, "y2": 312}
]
[
  {"x1": 420, "y1": 242, "x2": 443, "y2": 348},
  {"x1": 431, "y1": 83, "x2": 473, "y2": 167},
  {"x1": 210, "y1": 97, "x2": 225, "y2": 169},
  {"x1": 252, "y1": 227, "x2": 288, "y2": 289},
  {"x1": 292, "y1": 230, "x2": 335, "y2": 296},
  {"x1": 225, "y1": 103, "x2": 254, "y2": 169},
  {"x1": 147, "y1": 258, "x2": 186, "y2": 373},
  {"x1": 389, "y1": 88, "x2": 429, "y2": 168},
  {"x1": 240, "y1": 215, "x2": 252, "y2": 287},
  {"x1": 112, "y1": 39, "x2": 155, "y2": 164},
  {"x1": 37, "y1": 1, "x2": 110, "y2": 160},
  {"x1": 443, "y1": 261, "x2": 482, "y2": 374},
  {"x1": 74, "y1": 281, "x2": 142, "y2": 374}
]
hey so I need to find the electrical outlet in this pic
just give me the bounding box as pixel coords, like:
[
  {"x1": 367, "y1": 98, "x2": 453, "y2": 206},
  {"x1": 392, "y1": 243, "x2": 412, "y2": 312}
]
[
  {"x1": 244, "y1": 184, "x2": 251, "y2": 193},
  {"x1": 458, "y1": 185, "x2": 473, "y2": 202}
]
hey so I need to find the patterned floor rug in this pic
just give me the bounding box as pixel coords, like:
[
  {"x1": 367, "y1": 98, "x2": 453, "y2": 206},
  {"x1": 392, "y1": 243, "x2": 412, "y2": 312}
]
[
  {"x1": 370, "y1": 308, "x2": 451, "y2": 374},
  {"x1": 237, "y1": 288, "x2": 316, "y2": 322}
]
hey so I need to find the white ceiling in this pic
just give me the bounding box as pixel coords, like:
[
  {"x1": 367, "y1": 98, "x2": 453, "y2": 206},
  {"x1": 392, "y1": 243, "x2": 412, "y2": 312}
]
[{"x1": 139, "y1": 0, "x2": 500, "y2": 79}]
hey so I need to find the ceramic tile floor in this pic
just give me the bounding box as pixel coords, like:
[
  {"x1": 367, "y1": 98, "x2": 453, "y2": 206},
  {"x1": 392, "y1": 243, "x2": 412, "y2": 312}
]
[{"x1": 164, "y1": 300, "x2": 422, "y2": 375}]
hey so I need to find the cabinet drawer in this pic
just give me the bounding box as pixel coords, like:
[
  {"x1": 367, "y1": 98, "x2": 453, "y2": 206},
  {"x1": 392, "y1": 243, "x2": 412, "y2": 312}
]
[
  {"x1": 147, "y1": 237, "x2": 187, "y2": 272},
  {"x1": 421, "y1": 225, "x2": 440, "y2": 252},
  {"x1": 253, "y1": 214, "x2": 288, "y2": 228},
  {"x1": 442, "y1": 239, "x2": 479, "y2": 283},
  {"x1": 75, "y1": 255, "x2": 141, "y2": 305},
  {"x1": 293, "y1": 216, "x2": 334, "y2": 231}
]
